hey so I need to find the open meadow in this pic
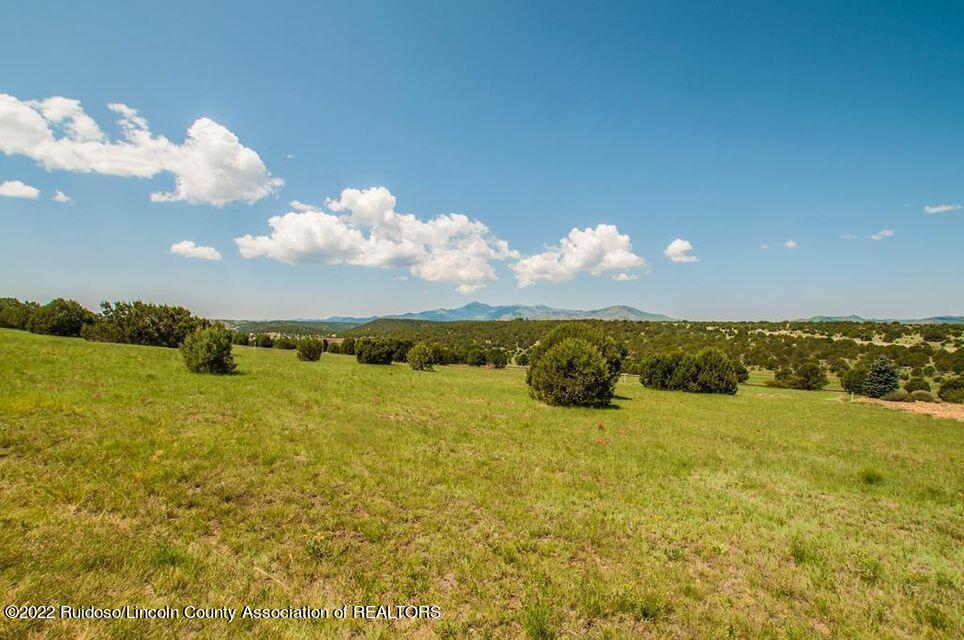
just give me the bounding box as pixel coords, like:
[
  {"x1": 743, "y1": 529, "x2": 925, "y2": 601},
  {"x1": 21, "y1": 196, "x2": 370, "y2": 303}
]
[{"x1": 0, "y1": 328, "x2": 961, "y2": 638}]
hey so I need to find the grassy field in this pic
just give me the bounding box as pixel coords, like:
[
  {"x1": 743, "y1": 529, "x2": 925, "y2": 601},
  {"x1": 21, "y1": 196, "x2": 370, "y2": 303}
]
[{"x1": 0, "y1": 329, "x2": 961, "y2": 639}]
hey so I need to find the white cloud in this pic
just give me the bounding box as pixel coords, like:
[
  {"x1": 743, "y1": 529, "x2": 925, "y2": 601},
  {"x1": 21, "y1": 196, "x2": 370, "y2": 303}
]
[
  {"x1": 52, "y1": 189, "x2": 71, "y2": 203},
  {"x1": 170, "y1": 240, "x2": 222, "y2": 261},
  {"x1": 663, "y1": 238, "x2": 698, "y2": 263},
  {"x1": 235, "y1": 187, "x2": 519, "y2": 293},
  {"x1": 0, "y1": 180, "x2": 40, "y2": 199},
  {"x1": 511, "y1": 224, "x2": 645, "y2": 287},
  {"x1": 762, "y1": 239, "x2": 798, "y2": 250},
  {"x1": 869, "y1": 229, "x2": 894, "y2": 240},
  {"x1": 923, "y1": 203, "x2": 961, "y2": 214},
  {"x1": 0, "y1": 93, "x2": 282, "y2": 206},
  {"x1": 840, "y1": 234, "x2": 857, "y2": 240}
]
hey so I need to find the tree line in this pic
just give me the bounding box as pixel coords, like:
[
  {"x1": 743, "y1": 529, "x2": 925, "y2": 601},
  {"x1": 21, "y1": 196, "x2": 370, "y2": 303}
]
[{"x1": 3, "y1": 296, "x2": 961, "y2": 406}]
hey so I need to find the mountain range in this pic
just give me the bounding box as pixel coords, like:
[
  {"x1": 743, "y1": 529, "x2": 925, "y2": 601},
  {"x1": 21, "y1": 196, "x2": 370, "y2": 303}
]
[
  {"x1": 805, "y1": 315, "x2": 964, "y2": 324},
  {"x1": 320, "y1": 302, "x2": 674, "y2": 324}
]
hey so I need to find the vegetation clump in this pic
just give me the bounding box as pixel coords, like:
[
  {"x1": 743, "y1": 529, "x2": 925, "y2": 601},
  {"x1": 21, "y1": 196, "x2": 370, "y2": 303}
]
[
  {"x1": 0, "y1": 297, "x2": 38, "y2": 330},
  {"x1": 938, "y1": 377, "x2": 964, "y2": 403},
  {"x1": 639, "y1": 348, "x2": 738, "y2": 395},
  {"x1": 527, "y1": 324, "x2": 624, "y2": 407},
  {"x1": 340, "y1": 336, "x2": 356, "y2": 355},
  {"x1": 862, "y1": 356, "x2": 900, "y2": 398},
  {"x1": 903, "y1": 377, "x2": 930, "y2": 393},
  {"x1": 840, "y1": 363, "x2": 869, "y2": 395},
  {"x1": 253, "y1": 334, "x2": 274, "y2": 348},
  {"x1": 355, "y1": 338, "x2": 396, "y2": 364},
  {"x1": 767, "y1": 361, "x2": 827, "y2": 390},
  {"x1": 528, "y1": 338, "x2": 613, "y2": 407},
  {"x1": 26, "y1": 298, "x2": 94, "y2": 337},
  {"x1": 488, "y1": 349, "x2": 508, "y2": 369},
  {"x1": 881, "y1": 389, "x2": 908, "y2": 402},
  {"x1": 80, "y1": 300, "x2": 205, "y2": 347},
  {"x1": 274, "y1": 337, "x2": 298, "y2": 350},
  {"x1": 180, "y1": 325, "x2": 236, "y2": 374},
  {"x1": 908, "y1": 390, "x2": 936, "y2": 403},
  {"x1": 296, "y1": 339, "x2": 324, "y2": 362},
  {"x1": 407, "y1": 342, "x2": 434, "y2": 370},
  {"x1": 466, "y1": 348, "x2": 486, "y2": 367}
]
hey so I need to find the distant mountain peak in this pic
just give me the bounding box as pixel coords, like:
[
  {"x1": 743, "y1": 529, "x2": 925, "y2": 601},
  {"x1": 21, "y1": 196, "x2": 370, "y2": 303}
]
[{"x1": 322, "y1": 301, "x2": 674, "y2": 324}]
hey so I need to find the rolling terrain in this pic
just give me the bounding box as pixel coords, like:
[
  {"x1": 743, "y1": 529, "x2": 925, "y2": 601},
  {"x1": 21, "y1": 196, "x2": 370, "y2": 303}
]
[{"x1": 0, "y1": 329, "x2": 960, "y2": 638}]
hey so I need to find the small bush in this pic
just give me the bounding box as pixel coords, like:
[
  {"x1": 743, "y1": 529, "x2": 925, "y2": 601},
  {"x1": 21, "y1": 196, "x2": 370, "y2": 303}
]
[
  {"x1": 862, "y1": 356, "x2": 900, "y2": 398},
  {"x1": 355, "y1": 338, "x2": 395, "y2": 364},
  {"x1": 792, "y1": 362, "x2": 828, "y2": 390},
  {"x1": 389, "y1": 339, "x2": 413, "y2": 363},
  {"x1": 466, "y1": 348, "x2": 486, "y2": 367},
  {"x1": 231, "y1": 331, "x2": 251, "y2": 346},
  {"x1": 639, "y1": 352, "x2": 685, "y2": 389},
  {"x1": 527, "y1": 324, "x2": 624, "y2": 406},
  {"x1": 408, "y1": 342, "x2": 434, "y2": 371},
  {"x1": 938, "y1": 377, "x2": 964, "y2": 403},
  {"x1": 528, "y1": 338, "x2": 613, "y2": 407},
  {"x1": 840, "y1": 364, "x2": 869, "y2": 395},
  {"x1": 768, "y1": 361, "x2": 827, "y2": 390},
  {"x1": 768, "y1": 367, "x2": 795, "y2": 388},
  {"x1": 881, "y1": 389, "x2": 908, "y2": 402},
  {"x1": 180, "y1": 325, "x2": 236, "y2": 374},
  {"x1": 908, "y1": 390, "x2": 936, "y2": 403},
  {"x1": 274, "y1": 337, "x2": 298, "y2": 350},
  {"x1": 253, "y1": 334, "x2": 274, "y2": 348},
  {"x1": 488, "y1": 349, "x2": 508, "y2": 369},
  {"x1": 515, "y1": 351, "x2": 530, "y2": 367},
  {"x1": 904, "y1": 377, "x2": 931, "y2": 393},
  {"x1": 691, "y1": 348, "x2": 739, "y2": 394},
  {"x1": 296, "y1": 339, "x2": 324, "y2": 361},
  {"x1": 340, "y1": 336, "x2": 356, "y2": 356},
  {"x1": 639, "y1": 349, "x2": 737, "y2": 395}
]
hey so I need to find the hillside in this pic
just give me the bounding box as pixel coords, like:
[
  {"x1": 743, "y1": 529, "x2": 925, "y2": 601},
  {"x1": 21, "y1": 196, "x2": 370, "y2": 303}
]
[
  {"x1": 1, "y1": 329, "x2": 961, "y2": 638},
  {"x1": 220, "y1": 319, "x2": 356, "y2": 335}
]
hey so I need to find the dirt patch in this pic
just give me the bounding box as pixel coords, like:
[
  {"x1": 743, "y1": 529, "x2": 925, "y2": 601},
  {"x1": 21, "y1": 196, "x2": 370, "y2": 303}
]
[{"x1": 853, "y1": 397, "x2": 964, "y2": 422}]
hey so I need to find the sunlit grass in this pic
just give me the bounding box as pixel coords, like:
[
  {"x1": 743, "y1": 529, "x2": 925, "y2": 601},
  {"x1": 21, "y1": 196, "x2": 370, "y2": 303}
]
[{"x1": 0, "y1": 329, "x2": 961, "y2": 638}]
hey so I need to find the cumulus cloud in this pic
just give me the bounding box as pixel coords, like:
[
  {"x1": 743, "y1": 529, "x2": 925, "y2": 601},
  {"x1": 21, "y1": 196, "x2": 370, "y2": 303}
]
[
  {"x1": 235, "y1": 187, "x2": 519, "y2": 293},
  {"x1": 923, "y1": 203, "x2": 960, "y2": 214},
  {"x1": 869, "y1": 229, "x2": 894, "y2": 240},
  {"x1": 0, "y1": 180, "x2": 40, "y2": 199},
  {"x1": 511, "y1": 224, "x2": 645, "y2": 287},
  {"x1": 0, "y1": 93, "x2": 282, "y2": 206},
  {"x1": 170, "y1": 240, "x2": 222, "y2": 261},
  {"x1": 52, "y1": 189, "x2": 71, "y2": 203},
  {"x1": 663, "y1": 238, "x2": 698, "y2": 263},
  {"x1": 840, "y1": 234, "x2": 857, "y2": 240}
]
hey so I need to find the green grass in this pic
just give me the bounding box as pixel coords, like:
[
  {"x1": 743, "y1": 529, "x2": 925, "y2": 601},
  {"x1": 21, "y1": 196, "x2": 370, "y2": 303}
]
[{"x1": 0, "y1": 328, "x2": 961, "y2": 638}]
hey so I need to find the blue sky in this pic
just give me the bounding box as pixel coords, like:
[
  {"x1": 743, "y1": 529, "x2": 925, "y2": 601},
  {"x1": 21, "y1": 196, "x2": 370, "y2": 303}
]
[{"x1": 1, "y1": 1, "x2": 961, "y2": 320}]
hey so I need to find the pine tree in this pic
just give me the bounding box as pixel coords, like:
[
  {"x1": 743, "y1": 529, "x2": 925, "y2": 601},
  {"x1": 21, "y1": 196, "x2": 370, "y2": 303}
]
[{"x1": 862, "y1": 356, "x2": 899, "y2": 398}]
